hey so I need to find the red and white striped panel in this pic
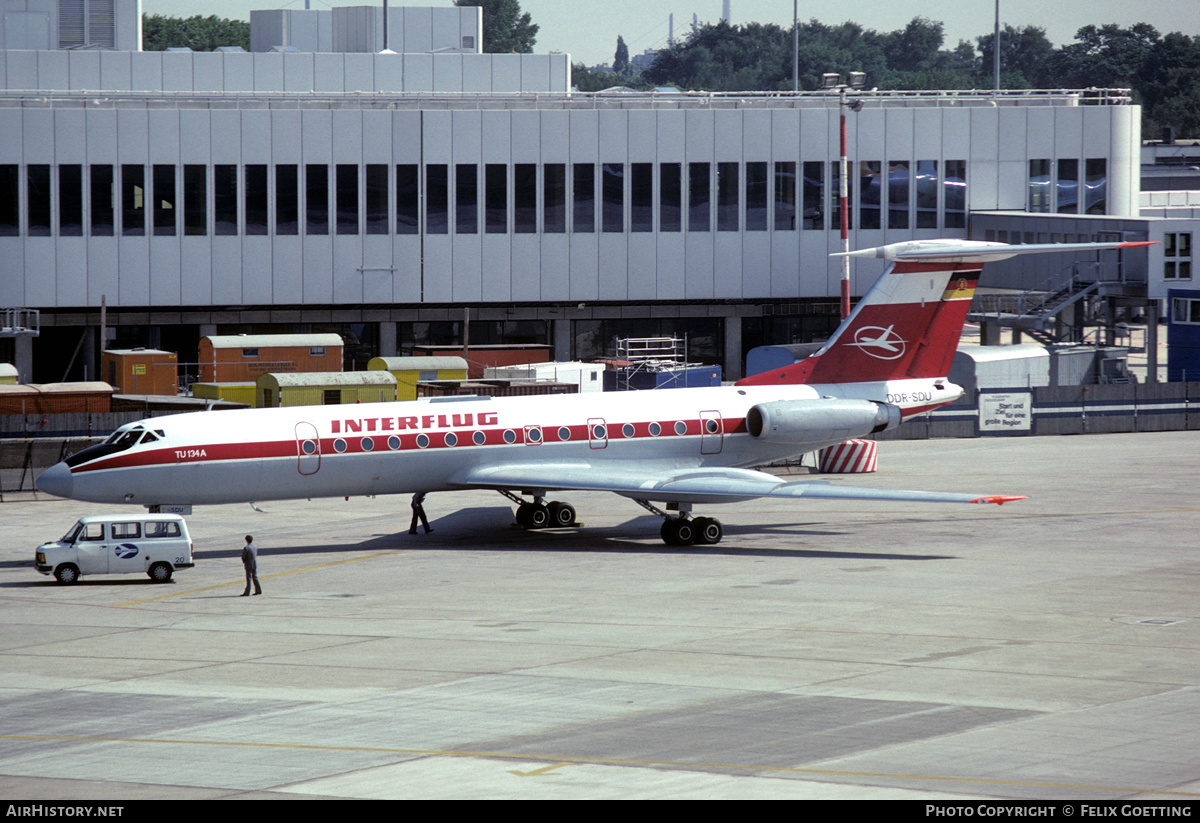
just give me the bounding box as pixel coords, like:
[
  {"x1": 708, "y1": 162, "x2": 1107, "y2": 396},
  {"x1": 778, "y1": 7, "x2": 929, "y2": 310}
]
[{"x1": 818, "y1": 439, "x2": 878, "y2": 473}]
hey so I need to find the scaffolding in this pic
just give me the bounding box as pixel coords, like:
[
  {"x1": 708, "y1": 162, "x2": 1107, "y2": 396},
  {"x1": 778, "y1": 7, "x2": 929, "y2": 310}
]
[
  {"x1": 611, "y1": 336, "x2": 691, "y2": 391},
  {"x1": 1, "y1": 309, "x2": 39, "y2": 338}
]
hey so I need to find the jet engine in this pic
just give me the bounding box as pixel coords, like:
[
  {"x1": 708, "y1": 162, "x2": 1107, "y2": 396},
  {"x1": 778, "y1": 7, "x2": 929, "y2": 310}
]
[{"x1": 745, "y1": 399, "x2": 901, "y2": 446}]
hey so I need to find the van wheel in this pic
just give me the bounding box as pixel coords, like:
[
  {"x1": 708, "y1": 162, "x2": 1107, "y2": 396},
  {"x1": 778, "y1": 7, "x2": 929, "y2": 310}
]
[
  {"x1": 148, "y1": 563, "x2": 173, "y2": 583},
  {"x1": 54, "y1": 564, "x2": 80, "y2": 585}
]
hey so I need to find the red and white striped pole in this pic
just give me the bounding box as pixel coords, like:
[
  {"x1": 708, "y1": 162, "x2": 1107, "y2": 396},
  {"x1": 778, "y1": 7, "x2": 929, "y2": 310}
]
[{"x1": 839, "y1": 94, "x2": 851, "y2": 319}]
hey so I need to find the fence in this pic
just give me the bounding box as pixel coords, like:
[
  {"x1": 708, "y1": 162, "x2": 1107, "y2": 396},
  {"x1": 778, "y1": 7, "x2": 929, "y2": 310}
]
[{"x1": 879, "y1": 382, "x2": 1200, "y2": 440}]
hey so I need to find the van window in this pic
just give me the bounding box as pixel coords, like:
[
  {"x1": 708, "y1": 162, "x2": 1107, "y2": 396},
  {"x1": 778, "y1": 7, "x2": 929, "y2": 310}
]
[
  {"x1": 146, "y1": 522, "x2": 181, "y2": 538},
  {"x1": 80, "y1": 523, "x2": 105, "y2": 541},
  {"x1": 111, "y1": 522, "x2": 141, "y2": 540}
]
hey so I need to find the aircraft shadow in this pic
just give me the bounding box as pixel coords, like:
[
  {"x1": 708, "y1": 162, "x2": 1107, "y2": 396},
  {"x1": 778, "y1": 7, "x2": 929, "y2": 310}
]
[{"x1": 0, "y1": 506, "x2": 956, "y2": 587}]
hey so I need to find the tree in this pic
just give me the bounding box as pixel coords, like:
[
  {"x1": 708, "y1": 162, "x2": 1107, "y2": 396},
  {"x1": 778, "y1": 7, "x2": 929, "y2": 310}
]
[
  {"x1": 454, "y1": 0, "x2": 538, "y2": 54},
  {"x1": 142, "y1": 14, "x2": 249, "y2": 52},
  {"x1": 614, "y1": 35, "x2": 630, "y2": 75},
  {"x1": 974, "y1": 25, "x2": 1055, "y2": 88}
]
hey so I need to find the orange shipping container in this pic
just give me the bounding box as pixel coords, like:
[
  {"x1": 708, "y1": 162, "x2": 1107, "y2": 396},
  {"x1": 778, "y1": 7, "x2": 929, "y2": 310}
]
[
  {"x1": 102, "y1": 349, "x2": 178, "y2": 396},
  {"x1": 198, "y1": 334, "x2": 343, "y2": 383}
]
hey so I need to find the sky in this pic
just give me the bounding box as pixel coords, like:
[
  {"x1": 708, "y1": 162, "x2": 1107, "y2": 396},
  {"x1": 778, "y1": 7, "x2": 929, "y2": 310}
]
[{"x1": 141, "y1": 0, "x2": 1200, "y2": 68}]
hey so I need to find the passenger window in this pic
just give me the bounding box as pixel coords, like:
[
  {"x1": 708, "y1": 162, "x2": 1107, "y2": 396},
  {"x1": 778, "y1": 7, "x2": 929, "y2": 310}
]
[
  {"x1": 146, "y1": 522, "x2": 180, "y2": 538},
  {"x1": 80, "y1": 524, "x2": 105, "y2": 541},
  {"x1": 111, "y1": 522, "x2": 141, "y2": 540}
]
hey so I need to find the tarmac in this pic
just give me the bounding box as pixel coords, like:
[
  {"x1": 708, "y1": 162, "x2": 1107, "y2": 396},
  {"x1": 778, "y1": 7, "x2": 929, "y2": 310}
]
[{"x1": 0, "y1": 429, "x2": 1197, "y2": 800}]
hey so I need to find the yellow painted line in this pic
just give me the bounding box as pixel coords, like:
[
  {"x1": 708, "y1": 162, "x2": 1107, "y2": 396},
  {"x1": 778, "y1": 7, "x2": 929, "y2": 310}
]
[
  {"x1": 114, "y1": 550, "x2": 403, "y2": 607},
  {"x1": 509, "y1": 763, "x2": 572, "y2": 777},
  {"x1": 3, "y1": 734, "x2": 1198, "y2": 797}
]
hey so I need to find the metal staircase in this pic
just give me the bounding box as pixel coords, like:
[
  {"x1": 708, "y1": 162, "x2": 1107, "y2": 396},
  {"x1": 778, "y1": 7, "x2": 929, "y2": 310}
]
[{"x1": 968, "y1": 261, "x2": 1133, "y2": 346}]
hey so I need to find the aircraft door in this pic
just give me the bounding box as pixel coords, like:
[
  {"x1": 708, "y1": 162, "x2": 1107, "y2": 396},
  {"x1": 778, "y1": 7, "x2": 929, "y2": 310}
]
[
  {"x1": 296, "y1": 422, "x2": 321, "y2": 475},
  {"x1": 588, "y1": 418, "x2": 608, "y2": 450},
  {"x1": 700, "y1": 410, "x2": 723, "y2": 454}
]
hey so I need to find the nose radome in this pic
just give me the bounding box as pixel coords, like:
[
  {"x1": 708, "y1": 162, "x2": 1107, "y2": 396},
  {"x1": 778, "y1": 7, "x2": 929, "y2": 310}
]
[{"x1": 36, "y1": 462, "x2": 73, "y2": 499}]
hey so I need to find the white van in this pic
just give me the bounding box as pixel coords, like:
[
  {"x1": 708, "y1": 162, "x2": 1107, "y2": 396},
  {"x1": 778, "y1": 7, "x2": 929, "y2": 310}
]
[{"x1": 35, "y1": 514, "x2": 195, "y2": 584}]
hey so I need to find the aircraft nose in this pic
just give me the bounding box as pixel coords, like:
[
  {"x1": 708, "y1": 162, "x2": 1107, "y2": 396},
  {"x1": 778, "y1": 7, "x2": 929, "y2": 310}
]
[{"x1": 36, "y1": 462, "x2": 74, "y2": 499}]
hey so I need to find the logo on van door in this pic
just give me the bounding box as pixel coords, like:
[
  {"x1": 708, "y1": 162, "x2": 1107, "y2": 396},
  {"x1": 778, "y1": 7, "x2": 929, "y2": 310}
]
[{"x1": 114, "y1": 544, "x2": 140, "y2": 559}]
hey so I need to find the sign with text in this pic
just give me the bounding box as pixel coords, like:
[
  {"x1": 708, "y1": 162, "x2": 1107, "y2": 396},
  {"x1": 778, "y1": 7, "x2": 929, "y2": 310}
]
[{"x1": 980, "y1": 392, "x2": 1032, "y2": 433}]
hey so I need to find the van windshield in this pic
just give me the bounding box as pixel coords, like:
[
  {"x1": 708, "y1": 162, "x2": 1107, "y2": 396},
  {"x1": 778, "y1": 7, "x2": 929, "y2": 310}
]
[{"x1": 61, "y1": 521, "x2": 83, "y2": 543}]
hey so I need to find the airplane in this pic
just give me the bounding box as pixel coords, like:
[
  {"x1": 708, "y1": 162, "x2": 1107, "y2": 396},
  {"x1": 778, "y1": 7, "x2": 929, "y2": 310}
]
[{"x1": 36, "y1": 239, "x2": 1152, "y2": 546}]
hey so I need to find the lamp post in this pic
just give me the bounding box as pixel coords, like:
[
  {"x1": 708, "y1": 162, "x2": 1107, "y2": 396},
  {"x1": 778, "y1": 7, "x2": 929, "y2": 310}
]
[{"x1": 822, "y1": 72, "x2": 866, "y2": 319}]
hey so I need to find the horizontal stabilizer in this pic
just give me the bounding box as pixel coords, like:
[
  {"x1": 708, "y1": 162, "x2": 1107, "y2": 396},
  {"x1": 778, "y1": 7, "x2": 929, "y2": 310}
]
[{"x1": 835, "y1": 239, "x2": 1156, "y2": 264}]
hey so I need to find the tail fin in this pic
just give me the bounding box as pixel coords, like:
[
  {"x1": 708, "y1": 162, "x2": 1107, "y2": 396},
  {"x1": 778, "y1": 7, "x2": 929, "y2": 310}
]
[{"x1": 737, "y1": 239, "x2": 1155, "y2": 388}]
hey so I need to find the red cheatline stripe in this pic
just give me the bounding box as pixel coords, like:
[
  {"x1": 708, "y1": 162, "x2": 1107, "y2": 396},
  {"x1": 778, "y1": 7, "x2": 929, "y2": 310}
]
[{"x1": 71, "y1": 416, "x2": 748, "y2": 473}]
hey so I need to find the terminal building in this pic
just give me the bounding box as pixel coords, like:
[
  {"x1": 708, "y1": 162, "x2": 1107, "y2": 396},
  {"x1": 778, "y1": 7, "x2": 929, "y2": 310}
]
[{"x1": 0, "y1": 0, "x2": 1187, "y2": 385}]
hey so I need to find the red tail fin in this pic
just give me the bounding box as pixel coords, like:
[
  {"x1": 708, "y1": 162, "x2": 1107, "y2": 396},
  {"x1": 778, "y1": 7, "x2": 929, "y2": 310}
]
[
  {"x1": 737, "y1": 239, "x2": 1156, "y2": 388},
  {"x1": 738, "y1": 260, "x2": 979, "y2": 386}
]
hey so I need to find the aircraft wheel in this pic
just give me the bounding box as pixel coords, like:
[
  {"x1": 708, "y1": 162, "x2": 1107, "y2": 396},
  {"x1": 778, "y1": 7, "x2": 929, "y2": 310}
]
[
  {"x1": 661, "y1": 518, "x2": 695, "y2": 546},
  {"x1": 518, "y1": 503, "x2": 550, "y2": 529},
  {"x1": 54, "y1": 564, "x2": 80, "y2": 585},
  {"x1": 549, "y1": 501, "x2": 576, "y2": 527},
  {"x1": 692, "y1": 517, "x2": 723, "y2": 545},
  {"x1": 148, "y1": 562, "x2": 173, "y2": 583},
  {"x1": 528, "y1": 504, "x2": 550, "y2": 529}
]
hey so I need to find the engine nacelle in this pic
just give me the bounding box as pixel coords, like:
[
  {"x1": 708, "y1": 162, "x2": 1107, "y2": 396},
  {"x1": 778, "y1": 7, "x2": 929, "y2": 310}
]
[{"x1": 745, "y1": 399, "x2": 901, "y2": 447}]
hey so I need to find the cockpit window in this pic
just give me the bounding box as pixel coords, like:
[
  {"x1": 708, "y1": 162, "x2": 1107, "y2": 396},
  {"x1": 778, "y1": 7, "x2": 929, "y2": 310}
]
[{"x1": 65, "y1": 425, "x2": 148, "y2": 467}]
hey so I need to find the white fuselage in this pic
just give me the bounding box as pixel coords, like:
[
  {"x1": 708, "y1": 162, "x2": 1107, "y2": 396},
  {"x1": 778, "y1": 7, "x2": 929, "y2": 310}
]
[{"x1": 41, "y1": 377, "x2": 960, "y2": 507}]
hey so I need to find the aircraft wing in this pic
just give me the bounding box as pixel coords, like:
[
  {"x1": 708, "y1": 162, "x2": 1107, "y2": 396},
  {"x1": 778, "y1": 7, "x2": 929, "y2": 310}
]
[{"x1": 449, "y1": 463, "x2": 1022, "y2": 506}]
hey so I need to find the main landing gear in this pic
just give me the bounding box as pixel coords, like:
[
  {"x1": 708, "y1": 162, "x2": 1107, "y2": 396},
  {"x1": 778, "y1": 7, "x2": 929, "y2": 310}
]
[
  {"x1": 498, "y1": 490, "x2": 577, "y2": 529},
  {"x1": 500, "y1": 492, "x2": 724, "y2": 546},
  {"x1": 636, "y1": 499, "x2": 724, "y2": 546}
]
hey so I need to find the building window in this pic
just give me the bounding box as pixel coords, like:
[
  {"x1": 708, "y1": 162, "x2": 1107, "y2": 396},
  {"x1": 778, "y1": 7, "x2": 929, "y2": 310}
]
[
  {"x1": 887, "y1": 160, "x2": 908, "y2": 229},
  {"x1": 336, "y1": 164, "x2": 358, "y2": 235},
  {"x1": 773, "y1": 161, "x2": 795, "y2": 231},
  {"x1": 688, "y1": 162, "x2": 710, "y2": 232},
  {"x1": 1057, "y1": 159, "x2": 1078, "y2": 214},
  {"x1": 630, "y1": 162, "x2": 653, "y2": 233},
  {"x1": 745, "y1": 161, "x2": 767, "y2": 231},
  {"x1": 121, "y1": 164, "x2": 145, "y2": 237},
  {"x1": 214, "y1": 165, "x2": 237, "y2": 236},
  {"x1": 152, "y1": 165, "x2": 176, "y2": 236},
  {"x1": 306, "y1": 164, "x2": 329, "y2": 235},
  {"x1": 455, "y1": 164, "x2": 477, "y2": 234},
  {"x1": 0, "y1": 165, "x2": 17, "y2": 237},
  {"x1": 802, "y1": 161, "x2": 823, "y2": 230},
  {"x1": 514, "y1": 163, "x2": 537, "y2": 233},
  {"x1": 426, "y1": 164, "x2": 448, "y2": 234},
  {"x1": 183, "y1": 165, "x2": 206, "y2": 236},
  {"x1": 365, "y1": 164, "x2": 388, "y2": 235},
  {"x1": 1028, "y1": 159, "x2": 1051, "y2": 213},
  {"x1": 485, "y1": 164, "x2": 506, "y2": 233},
  {"x1": 602, "y1": 163, "x2": 624, "y2": 233},
  {"x1": 276, "y1": 165, "x2": 298, "y2": 235},
  {"x1": 1173, "y1": 297, "x2": 1200, "y2": 324},
  {"x1": 90, "y1": 165, "x2": 114, "y2": 236},
  {"x1": 944, "y1": 159, "x2": 966, "y2": 229},
  {"x1": 716, "y1": 162, "x2": 738, "y2": 231},
  {"x1": 59, "y1": 164, "x2": 83, "y2": 237},
  {"x1": 660, "y1": 163, "x2": 681, "y2": 232},
  {"x1": 1165, "y1": 233, "x2": 1192, "y2": 280},
  {"x1": 916, "y1": 160, "x2": 938, "y2": 228},
  {"x1": 858, "y1": 161, "x2": 881, "y2": 230},
  {"x1": 26, "y1": 165, "x2": 51, "y2": 237},
  {"x1": 572, "y1": 163, "x2": 594, "y2": 233},
  {"x1": 544, "y1": 164, "x2": 565, "y2": 233},
  {"x1": 1086, "y1": 158, "x2": 1107, "y2": 215},
  {"x1": 396, "y1": 164, "x2": 419, "y2": 235},
  {"x1": 246, "y1": 165, "x2": 269, "y2": 235}
]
